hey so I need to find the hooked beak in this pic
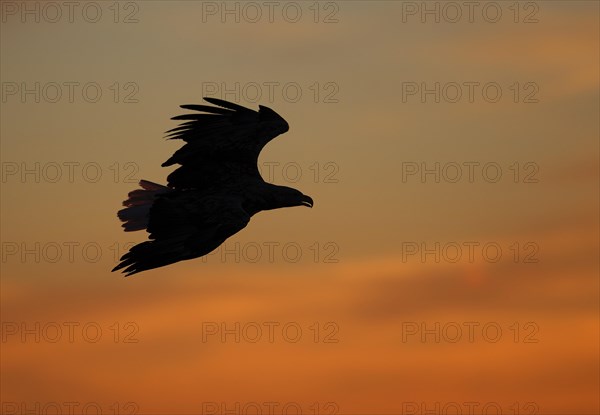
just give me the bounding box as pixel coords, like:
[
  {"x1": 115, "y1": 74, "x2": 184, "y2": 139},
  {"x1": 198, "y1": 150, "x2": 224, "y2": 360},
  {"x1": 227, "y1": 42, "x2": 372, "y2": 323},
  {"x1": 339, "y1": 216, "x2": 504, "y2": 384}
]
[{"x1": 301, "y1": 195, "x2": 314, "y2": 208}]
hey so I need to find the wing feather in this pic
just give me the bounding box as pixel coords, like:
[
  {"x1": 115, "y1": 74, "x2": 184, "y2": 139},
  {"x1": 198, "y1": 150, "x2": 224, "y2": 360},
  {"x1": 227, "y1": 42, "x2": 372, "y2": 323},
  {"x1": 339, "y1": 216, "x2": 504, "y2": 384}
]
[{"x1": 163, "y1": 97, "x2": 289, "y2": 189}]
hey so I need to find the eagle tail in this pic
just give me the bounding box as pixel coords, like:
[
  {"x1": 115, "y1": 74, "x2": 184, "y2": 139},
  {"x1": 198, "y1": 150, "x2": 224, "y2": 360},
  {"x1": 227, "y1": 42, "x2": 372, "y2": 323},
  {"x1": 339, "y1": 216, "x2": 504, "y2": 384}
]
[{"x1": 117, "y1": 180, "x2": 171, "y2": 232}]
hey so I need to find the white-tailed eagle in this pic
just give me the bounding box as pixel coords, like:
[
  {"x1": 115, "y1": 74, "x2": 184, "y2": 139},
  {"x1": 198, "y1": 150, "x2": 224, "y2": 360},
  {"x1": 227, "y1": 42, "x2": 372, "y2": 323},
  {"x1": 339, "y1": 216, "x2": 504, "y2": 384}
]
[{"x1": 112, "y1": 98, "x2": 313, "y2": 276}]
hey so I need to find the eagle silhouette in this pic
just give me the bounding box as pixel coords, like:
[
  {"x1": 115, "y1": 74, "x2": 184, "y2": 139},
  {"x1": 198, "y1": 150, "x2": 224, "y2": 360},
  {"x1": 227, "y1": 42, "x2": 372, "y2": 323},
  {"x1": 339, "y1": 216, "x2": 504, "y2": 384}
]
[{"x1": 112, "y1": 98, "x2": 313, "y2": 276}]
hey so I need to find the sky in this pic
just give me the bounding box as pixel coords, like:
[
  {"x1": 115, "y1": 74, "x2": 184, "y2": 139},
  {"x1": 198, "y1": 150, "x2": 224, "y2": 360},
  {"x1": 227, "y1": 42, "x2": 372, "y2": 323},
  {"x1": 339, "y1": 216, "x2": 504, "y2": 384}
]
[{"x1": 1, "y1": 1, "x2": 598, "y2": 414}]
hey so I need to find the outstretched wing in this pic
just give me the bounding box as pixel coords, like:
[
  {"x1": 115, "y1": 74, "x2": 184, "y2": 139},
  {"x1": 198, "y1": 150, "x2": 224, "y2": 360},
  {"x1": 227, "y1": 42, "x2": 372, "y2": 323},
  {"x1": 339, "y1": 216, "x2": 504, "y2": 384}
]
[
  {"x1": 164, "y1": 97, "x2": 289, "y2": 189},
  {"x1": 112, "y1": 191, "x2": 250, "y2": 276}
]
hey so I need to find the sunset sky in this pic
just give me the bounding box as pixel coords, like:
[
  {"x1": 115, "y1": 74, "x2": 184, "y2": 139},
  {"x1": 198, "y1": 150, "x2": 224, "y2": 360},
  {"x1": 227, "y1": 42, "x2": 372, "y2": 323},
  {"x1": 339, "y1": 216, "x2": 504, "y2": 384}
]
[{"x1": 1, "y1": 1, "x2": 598, "y2": 414}]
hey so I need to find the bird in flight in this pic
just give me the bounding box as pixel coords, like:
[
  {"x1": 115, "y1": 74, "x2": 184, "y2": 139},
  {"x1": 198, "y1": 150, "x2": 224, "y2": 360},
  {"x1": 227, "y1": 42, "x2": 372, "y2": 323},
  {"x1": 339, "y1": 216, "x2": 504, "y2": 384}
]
[{"x1": 112, "y1": 97, "x2": 313, "y2": 276}]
